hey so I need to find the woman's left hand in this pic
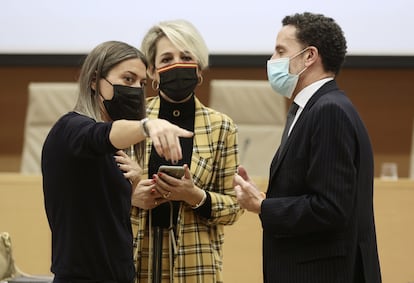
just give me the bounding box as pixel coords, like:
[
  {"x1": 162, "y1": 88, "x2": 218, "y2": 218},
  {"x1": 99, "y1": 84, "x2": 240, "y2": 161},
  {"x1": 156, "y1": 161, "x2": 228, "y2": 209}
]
[
  {"x1": 153, "y1": 164, "x2": 204, "y2": 206},
  {"x1": 115, "y1": 150, "x2": 142, "y2": 189}
]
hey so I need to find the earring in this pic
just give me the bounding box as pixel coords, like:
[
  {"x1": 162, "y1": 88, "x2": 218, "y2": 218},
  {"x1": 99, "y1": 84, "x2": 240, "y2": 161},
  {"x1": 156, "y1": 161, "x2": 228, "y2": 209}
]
[{"x1": 151, "y1": 80, "x2": 159, "y2": 91}]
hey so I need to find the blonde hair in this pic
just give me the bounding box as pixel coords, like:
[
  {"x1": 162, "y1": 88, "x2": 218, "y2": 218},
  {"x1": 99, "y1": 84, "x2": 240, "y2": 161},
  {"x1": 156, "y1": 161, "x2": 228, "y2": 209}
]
[{"x1": 140, "y1": 19, "x2": 209, "y2": 72}]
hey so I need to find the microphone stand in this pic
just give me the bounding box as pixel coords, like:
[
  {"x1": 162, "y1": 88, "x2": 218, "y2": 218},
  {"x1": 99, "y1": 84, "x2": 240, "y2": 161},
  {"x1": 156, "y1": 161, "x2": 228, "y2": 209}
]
[
  {"x1": 124, "y1": 145, "x2": 164, "y2": 283},
  {"x1": 124, "y1": 145, "x2": 165, "y2": 282},
  {"x1": 240, "y1": 137, "x2": 251, "y2": 164},
  {"x1": 152, "y1": 226, "x2": 163, "y2": 283}
]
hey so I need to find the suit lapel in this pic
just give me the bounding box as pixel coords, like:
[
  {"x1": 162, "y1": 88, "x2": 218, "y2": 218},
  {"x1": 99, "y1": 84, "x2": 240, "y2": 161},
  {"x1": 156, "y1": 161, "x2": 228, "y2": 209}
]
[{"x1": 268, "y1": 80, "x2": 339, "y2": 184}]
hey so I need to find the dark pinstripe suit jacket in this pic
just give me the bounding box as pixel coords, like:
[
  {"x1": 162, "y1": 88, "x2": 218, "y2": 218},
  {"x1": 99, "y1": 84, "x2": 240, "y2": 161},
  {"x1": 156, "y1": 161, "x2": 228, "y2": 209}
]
[{"x1": 260, "y1": 80, "x2": 382, "y2": 283}]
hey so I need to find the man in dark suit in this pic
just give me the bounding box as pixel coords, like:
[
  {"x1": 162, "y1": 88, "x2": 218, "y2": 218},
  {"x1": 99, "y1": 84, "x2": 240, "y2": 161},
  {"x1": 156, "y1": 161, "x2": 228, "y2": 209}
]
[{"x1": 233, "y1": 12, "x2": 382, "y2": 283}]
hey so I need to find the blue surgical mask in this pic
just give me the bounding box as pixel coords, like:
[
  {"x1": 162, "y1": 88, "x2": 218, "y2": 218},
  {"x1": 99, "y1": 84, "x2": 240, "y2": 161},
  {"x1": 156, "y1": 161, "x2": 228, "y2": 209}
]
[{"x1": 267, "y1": 48, "x2": 308, "y2": 98}]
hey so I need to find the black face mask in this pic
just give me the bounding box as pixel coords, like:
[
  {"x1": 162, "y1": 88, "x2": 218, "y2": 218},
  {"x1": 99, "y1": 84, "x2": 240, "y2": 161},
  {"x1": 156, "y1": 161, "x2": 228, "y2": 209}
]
[
  {"x1": 102, "y1": 80, "x2": 145, "y2": 121},
  {"x1": 158, "y1": 63, "x2": 199, "y2": 102}
]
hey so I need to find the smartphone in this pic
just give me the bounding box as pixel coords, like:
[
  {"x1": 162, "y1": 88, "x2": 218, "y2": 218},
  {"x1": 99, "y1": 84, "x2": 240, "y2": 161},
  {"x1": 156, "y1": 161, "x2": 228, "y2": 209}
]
[{"x1": 158, "y1": 165, "x2": 185, "y2": 179}]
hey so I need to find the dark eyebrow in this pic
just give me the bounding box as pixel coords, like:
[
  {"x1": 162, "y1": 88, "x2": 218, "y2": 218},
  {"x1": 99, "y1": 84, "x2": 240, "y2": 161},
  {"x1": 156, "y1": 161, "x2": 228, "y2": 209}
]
[
  {"x1": 124, "y1": 70, "x2": 137, "y2": 77},
  {"x1": 159, "y1": 51, "x2": 173, "y2": 57}
]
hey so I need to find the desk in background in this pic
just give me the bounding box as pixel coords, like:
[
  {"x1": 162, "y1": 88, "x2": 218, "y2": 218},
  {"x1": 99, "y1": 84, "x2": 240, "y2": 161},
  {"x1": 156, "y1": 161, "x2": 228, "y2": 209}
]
[
  {"x1": 223, "y1": 177, "x2": 414, "y2": 283},
  {"x1": 0, "y1": 174, "x2": 413, "y2": 282},
  {"x1": 0, "y1": 173, "x2": 50, "y2": 275}
]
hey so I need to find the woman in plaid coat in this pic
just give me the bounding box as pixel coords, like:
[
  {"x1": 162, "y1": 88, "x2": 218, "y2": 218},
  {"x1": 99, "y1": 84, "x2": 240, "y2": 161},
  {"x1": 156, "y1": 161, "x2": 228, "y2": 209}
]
[{"x1": 130, "y1": 19, "x2": 244, "y2": 283}]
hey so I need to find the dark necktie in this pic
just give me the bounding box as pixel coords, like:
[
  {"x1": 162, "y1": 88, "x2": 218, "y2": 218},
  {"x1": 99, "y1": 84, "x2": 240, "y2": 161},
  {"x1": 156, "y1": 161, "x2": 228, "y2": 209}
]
[{"x1": 278, "y1": 102, "x2": 299, "y2": 155}]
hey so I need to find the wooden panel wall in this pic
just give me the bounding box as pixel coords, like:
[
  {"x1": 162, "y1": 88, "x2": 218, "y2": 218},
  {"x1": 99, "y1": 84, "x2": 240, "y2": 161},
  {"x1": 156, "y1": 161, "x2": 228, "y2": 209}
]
[{"x1": 0, "y1": 66, "x2": 413, "y2": 176}]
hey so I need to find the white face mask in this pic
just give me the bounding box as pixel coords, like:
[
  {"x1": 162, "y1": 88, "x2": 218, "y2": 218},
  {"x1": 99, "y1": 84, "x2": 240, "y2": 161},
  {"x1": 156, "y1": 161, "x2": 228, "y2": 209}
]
[{"x1": 267, "y1": 48, "x2": 308, "y2": 98}]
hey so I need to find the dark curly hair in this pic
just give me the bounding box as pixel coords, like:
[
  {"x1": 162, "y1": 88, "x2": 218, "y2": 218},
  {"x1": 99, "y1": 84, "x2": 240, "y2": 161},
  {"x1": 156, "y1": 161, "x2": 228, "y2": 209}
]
[{"x1": 282, "y1": 12, "x2": 347, "y2": 75}]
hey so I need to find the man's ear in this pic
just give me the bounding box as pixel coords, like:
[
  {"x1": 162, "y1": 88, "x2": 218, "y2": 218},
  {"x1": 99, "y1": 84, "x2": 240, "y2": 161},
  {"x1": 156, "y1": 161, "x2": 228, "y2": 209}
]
[
  {"x1": 306, "y1": 46, "x2": 319, "y2": 60},
  {"x1": 305, "y1": 46, "x2": 318, "y2": 66}
]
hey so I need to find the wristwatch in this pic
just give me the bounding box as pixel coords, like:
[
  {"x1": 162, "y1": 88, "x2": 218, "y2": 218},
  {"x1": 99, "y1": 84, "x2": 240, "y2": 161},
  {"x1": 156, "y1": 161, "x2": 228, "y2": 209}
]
[{"x1": 140, "y1": 118, "x2": 149, "y2": 137}]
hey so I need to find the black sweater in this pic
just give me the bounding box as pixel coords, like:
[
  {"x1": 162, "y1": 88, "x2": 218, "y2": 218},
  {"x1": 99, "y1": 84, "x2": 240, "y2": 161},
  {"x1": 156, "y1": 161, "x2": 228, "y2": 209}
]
[{"x1": 42, "y1": 112, "x2": 134, "y2": 283}]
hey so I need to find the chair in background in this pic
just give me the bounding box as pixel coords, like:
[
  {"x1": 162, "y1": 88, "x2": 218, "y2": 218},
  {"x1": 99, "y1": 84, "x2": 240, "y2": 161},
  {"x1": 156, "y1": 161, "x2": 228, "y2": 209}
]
[
  {"x1": 20, "y1": 82, "x2": 78, "y2": 174},
  {"x1": 209, "y1": 79, "x2": 286, "y2": 178}
]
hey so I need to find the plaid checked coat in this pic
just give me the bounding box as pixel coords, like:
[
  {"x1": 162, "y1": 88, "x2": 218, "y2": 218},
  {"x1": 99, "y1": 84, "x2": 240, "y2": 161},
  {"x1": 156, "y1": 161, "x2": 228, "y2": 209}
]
[{"x1": 131, "y1": 96, "x2": 244, "y2": 283}]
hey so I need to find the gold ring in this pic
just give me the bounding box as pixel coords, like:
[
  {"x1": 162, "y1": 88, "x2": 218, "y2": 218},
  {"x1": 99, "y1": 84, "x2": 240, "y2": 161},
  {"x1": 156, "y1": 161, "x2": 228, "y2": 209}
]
[{"x1": 163, "y1": 191, "x2": 171, "y2": 199}]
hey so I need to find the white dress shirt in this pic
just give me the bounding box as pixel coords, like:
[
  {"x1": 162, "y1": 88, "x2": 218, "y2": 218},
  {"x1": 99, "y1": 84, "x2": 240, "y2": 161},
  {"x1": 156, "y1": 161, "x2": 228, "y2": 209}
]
[{"x1": 287, "y1": 77, "x2": 334, "y2": 136}]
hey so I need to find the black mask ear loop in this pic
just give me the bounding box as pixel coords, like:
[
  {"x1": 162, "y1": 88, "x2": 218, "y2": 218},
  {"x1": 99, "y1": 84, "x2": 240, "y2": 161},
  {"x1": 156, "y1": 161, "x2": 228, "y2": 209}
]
[
  {"x1": 103, "y1": 77, "x2": 113, "y2": 86},
  {"x1": 99, "y1": 77, "x2": 113, "y2": 100}
]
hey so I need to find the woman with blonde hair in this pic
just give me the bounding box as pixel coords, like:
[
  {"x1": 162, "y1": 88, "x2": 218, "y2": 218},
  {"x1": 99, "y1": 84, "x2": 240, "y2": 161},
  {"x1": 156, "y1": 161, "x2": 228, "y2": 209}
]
[{"x1": 131, "y1": 20, "x2": 243, "y2": 282}]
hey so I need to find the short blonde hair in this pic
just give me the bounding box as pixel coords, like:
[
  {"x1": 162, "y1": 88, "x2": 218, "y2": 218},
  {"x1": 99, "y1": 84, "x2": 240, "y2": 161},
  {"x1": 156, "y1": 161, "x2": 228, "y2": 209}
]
[{"x1": 141, "y1": 19, "x2": 209, "y2": 72}]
